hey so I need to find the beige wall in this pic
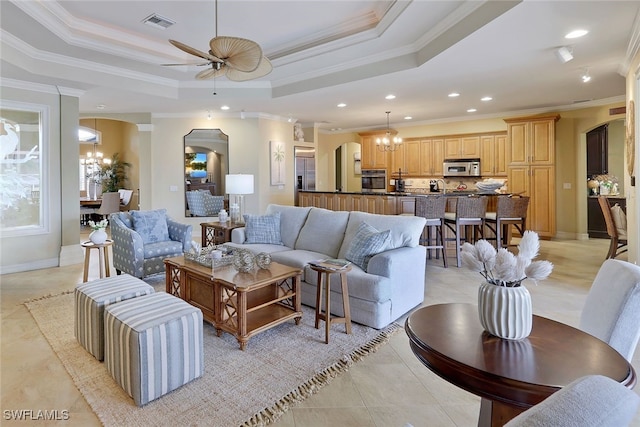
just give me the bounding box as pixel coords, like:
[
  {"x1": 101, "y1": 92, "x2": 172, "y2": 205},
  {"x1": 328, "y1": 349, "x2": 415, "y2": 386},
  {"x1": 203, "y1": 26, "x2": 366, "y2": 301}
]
[{"x1": 626, "y1": 51, "x2": 640, "y2": 263}]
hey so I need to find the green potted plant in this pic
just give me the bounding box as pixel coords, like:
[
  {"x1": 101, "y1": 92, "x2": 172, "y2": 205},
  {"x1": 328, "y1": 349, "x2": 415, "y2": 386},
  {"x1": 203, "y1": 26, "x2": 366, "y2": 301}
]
[{"x1": 100, "y1": 153, "x2": 131, "y2": 193}]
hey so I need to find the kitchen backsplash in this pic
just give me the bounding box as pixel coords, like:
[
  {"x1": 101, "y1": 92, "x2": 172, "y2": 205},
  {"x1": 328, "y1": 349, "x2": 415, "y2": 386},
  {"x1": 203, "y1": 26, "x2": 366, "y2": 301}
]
[{"x1": 391, "y1": 177, "x2": 507, "y2": 193}]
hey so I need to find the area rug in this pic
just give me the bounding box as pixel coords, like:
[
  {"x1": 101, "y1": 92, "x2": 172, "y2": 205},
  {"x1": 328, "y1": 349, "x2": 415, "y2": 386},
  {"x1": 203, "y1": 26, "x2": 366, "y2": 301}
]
[{"x1": 25, "y1": 282, "x2": 400, "y2": 427}]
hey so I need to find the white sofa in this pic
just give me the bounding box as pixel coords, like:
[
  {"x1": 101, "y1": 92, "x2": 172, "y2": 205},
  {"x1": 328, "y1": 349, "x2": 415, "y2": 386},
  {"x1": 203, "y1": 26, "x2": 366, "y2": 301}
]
[{"x1": 226, "y1": 204, "x2": 427, "y2": 329}]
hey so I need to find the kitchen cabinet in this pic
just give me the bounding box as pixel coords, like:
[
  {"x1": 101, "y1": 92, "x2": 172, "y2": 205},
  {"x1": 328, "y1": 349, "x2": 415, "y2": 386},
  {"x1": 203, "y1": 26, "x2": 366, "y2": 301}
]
[
  {"x1": 480, "y1": 134, "x2": 507, "y2": 176},
  {"x1": 420, "y1": 138, "x2": 445, "y2": 176},
  {"x1": 404, "y1": 140, "x2": 421, "y2": 175},
  {"x1": 586, "y1": 124, "x2": 608, "y2": 176},
  {"x1": 505, "y1": 115, "x2": 560, "y2": 238},
  {"x1": 444, "y1": 136, "x2": 480, "y2": 159},
  {"x1": 360, "y1": 133, "x2": 391, "y2": 170}
]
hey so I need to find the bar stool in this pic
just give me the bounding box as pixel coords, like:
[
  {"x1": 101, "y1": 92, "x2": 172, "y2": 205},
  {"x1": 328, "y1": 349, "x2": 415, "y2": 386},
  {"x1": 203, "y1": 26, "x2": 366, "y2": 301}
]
[
  {"x1": 310, "y1": 264, "x2": 352, "y2": 343},
  {"x1": 485, "y1": 195, "x2": 530, "y2": 249},
  {"x1": 415, "y1": 195, "x2": 447, "y2": 268},
  {"x1": 444, "y1": 196, "x2": 488, "y2": 267}
]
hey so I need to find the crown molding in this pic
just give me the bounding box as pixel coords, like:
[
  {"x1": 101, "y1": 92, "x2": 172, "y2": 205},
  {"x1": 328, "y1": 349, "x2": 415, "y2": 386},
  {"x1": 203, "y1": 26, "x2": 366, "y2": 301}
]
[
  {"x1": 0, "y1": 77, "x2": 84, "y2": 97},
  {"x1": 619, "y1": 5, "x2": 640, "y2": 76}
]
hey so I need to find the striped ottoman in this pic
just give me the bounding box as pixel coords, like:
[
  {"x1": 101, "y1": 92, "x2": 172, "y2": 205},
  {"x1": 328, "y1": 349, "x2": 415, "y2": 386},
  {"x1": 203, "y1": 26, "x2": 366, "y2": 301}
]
[
  {"x1": 104, "y1": 292, "x2": 204, "y2": 407},
  {"x1": 74, "y1": 274, "x2": 155, "y2": 361}
]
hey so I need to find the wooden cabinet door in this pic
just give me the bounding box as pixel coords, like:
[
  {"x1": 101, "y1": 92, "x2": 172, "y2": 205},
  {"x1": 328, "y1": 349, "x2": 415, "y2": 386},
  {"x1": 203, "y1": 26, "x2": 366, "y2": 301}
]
[
  {"x1": 507, "y1": 122, "x2": 528, "y2": 165},
  {"x1": 431, "y1": 138, "x2": 445, "y2": 175},
  {"x1": 480, "y1": 135, "x2": 495, "y2": 175},
  {"x1": 390, "y1": 144, "x2": 405, "y2": 175},
  {"x1": 405, "y1": 140, "x2": 421, "y2": 175},
  {"x1": 420, "y1": 140, "x2": 434, "y2": 175},
  {"x1": 530, "y1": 119, "x2": 555, "y2": 165},
  {"x1": 361, "y1": 137, "x2": 374, "y2": 169},
  {"x1": 494, "y1": 134, "x2": 507, "y2": 176},
  {"x1": 507, "y1": 166, "x2": 529, "y2": 197},
  {"x1": 396, "y1": 197, "x2": 415, "y2": 215},
  {"x1": 529, "y1": 166, "x2": 555, "y2": 237},
  {"x1": 444, "y1": 138, "x2": 461, "y2": 158},
  {"x1": 461, "y1": 136, "x2": 480, "y2": 157}
]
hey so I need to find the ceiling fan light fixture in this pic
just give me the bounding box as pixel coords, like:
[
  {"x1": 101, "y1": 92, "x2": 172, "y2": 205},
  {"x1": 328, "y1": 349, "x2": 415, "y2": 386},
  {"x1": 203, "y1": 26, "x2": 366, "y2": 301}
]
[
  {"x1": 581, "y1": 68, "x2": 591, "y2": 83},
  {"x1": 555, "y1": 46, "x2": 573, "y2": 63}
]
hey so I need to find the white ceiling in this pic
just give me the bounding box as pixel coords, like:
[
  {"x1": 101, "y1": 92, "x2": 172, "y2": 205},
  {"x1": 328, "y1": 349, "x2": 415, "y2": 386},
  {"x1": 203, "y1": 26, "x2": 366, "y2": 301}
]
[{"x1": 1, "y1": 0, "x2": 639, "y2": 132}]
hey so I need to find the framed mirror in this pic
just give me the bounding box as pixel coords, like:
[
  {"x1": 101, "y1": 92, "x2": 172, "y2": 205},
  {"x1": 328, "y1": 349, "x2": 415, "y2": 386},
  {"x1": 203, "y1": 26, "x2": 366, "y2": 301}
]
[{"x1": 184, "y1": 129, "x2": 229, "y2": 217}]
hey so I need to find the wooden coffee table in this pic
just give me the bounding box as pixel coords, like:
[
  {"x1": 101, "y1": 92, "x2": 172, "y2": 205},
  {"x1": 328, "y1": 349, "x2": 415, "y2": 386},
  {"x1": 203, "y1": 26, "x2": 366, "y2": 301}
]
[{"x1": 164, "y1": 256, "x2": 302, "y2": 350}]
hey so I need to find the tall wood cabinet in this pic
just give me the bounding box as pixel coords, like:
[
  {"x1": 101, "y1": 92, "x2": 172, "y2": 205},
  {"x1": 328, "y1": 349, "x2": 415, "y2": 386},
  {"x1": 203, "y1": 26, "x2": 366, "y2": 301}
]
[
  {"x1": 505, "y1": 115, "x2": 560, "y2": 238},
  {"x1": 420, "y1": 138, "x2": 445, "y2": 176}
]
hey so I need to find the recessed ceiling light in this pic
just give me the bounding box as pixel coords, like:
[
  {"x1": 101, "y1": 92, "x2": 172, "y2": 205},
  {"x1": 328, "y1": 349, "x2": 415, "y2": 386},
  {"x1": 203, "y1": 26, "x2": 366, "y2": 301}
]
[
  {"x1": 448, "y1": 92, "x2": 460, "y2": 98},
  {"x1": 337, "y1": 103, "x2": 347, "y2": 108},
  {"x1": 467, "y1": 108, "x2": 477, "y2": 113},
  {"x1": 481, "y1": 96, "x2": 492, "y2": 102},
  {"x1": 96, "y1": 104, "x2": 106, "y2": 110},
  {"x1": 565, "y1": 29, "x2": 588, "y2": 39},
  {"x1": 404, "y1": 116, "x2": 412, "y2": 120},
  {"x1": 220, "y1": 105, "x2": 230, "y2": 110},
  {"x1": 385, "y1": 94, "x2": 396, "y2": 100}
]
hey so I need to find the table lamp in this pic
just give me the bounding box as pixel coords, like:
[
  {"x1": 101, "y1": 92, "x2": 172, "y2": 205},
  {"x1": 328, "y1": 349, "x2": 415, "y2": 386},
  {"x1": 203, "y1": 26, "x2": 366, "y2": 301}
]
[{"x1": 225, "y1": 174, "x2": 254, "y2": 224}]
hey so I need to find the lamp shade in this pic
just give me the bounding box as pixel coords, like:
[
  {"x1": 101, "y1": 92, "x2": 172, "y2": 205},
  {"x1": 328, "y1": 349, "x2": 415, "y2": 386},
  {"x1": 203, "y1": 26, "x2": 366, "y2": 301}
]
[{"x1": 226, "y1": 174, "x2": 254, "y2": 194}]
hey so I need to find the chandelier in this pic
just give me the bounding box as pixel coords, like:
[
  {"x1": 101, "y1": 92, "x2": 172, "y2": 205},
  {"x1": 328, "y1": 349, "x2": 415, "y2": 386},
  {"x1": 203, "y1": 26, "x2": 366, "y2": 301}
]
[{"x1": 376, "y1": 111, "x2": 402, "y2": 152}]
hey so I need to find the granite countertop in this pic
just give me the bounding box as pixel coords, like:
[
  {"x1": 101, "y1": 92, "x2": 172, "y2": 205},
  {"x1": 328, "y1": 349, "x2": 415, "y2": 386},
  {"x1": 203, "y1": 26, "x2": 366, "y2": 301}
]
[{"x1": 299, "y1": 190, "x2": 507, "y2": 196}]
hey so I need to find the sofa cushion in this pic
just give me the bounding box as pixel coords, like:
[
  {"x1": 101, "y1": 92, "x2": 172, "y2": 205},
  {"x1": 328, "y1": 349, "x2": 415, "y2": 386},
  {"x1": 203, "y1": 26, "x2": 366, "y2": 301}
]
[
  {"x1": 295, "y1": 208, "x2": 349, "y2": 258},
  {"x1": 265, "y1": 204, "x2": 312, "y2": 248},
  {"x1": 243, "y1": 212, "x2": 283, "y2": 245},
  {"x1": 131, "y1": 209, "x2": 169, "y2": 244},
  {"x1": 345, "y1": 222, "x2": 390, "y2": 270},
  {"x1": 338, "y1": 211, "x2": 426, "y2": 259}
]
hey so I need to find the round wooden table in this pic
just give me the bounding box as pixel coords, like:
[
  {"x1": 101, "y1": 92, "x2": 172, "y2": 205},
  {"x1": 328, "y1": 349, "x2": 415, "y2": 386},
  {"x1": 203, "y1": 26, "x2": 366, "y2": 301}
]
[
  {"x1": 81, "y1": 239, "x2": 113, "y2": 282},
  {"x1": 405, "y1": 303, "x2": 636, "y2": 427}
]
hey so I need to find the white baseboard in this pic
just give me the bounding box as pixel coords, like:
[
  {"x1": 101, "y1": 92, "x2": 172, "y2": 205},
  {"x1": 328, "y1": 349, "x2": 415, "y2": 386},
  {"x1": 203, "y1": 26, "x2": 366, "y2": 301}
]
[{"x1": 0, "y1": 258, "x2": 58, "y2": 275}]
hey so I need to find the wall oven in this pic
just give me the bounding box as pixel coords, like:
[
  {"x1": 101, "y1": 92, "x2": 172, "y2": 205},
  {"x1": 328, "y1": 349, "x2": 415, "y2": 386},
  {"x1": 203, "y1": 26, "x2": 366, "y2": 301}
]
[{"x1": 361, "y1": 169, "x2": 387, "y2": 192}]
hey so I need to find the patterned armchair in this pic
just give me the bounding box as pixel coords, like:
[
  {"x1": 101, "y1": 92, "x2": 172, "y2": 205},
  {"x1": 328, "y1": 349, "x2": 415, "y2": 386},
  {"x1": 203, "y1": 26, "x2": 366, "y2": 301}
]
[
  {"x1": 186, "y1": 190, "x2": 224, "y2": 216},
  {"x1": 109, "y1": 209, "x2": 192, "y2": 278}
]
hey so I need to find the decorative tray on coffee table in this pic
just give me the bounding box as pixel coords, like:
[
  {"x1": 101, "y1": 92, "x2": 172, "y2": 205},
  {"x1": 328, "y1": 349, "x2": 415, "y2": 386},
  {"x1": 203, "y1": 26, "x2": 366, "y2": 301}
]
[{"x1": 185, "y1": 245, "x2": 234, "y2": 268}]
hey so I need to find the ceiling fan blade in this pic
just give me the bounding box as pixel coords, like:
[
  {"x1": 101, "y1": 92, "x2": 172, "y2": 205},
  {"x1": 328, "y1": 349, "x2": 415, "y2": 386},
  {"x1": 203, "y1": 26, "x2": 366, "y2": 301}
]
[
  {"x1": 169, "y1": 39, "x2": 223, "y2": 63},
  {"x1": 225, "y1": 57, "x2": 272, "y2": 82},
  {"x1": 162, "y1": 62, "x2": 211, "y2": 67},
  {"x1": 209, "y1": 36, "x2": 262, "y2": 72},
  {"x1": 195, "y1": 66, "x2": 227, "y2": 80}
]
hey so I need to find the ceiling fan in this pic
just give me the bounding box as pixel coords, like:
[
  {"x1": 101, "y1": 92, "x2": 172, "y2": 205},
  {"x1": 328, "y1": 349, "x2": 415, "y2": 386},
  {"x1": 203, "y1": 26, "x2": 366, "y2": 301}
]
[{"x1": 166, "y1": 0, "x2": 272, "y2": 81}]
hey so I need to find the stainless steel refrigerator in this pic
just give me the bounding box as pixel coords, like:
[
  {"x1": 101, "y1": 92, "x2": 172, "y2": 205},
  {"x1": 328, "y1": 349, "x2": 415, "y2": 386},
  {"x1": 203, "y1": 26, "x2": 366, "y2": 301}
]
[{"x1": 294, "y1": 147, "x2": 315, "y2": 205}]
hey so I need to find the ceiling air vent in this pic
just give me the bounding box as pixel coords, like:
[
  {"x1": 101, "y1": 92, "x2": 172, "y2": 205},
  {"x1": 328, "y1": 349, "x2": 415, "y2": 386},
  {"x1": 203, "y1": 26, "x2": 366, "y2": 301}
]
[{"x1": 142, "y1": 13, "x2": 175, "y2": 30}]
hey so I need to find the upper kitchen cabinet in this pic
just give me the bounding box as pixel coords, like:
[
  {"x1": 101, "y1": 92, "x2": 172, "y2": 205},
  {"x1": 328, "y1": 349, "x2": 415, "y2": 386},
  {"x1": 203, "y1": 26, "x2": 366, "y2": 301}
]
[
  {"x1": 586, "y1": 124, "x2": 608, "y2": 176},
  {"x1": 392, "y1": 140, "x2": 421, "y2": 176},
  {"x1": 480, "y1": 134, "x2": 507, "y2": 177},
  {"x1": 506, "y1": 116, "x2": 558, "y2": 166},
  {"x1": 444, "y1": 136, "x2": 481, "y2": 159},
  {"x1": 359, "y1": 132, "x2": 390, "y2": 170},
  {"x1": 420, "y1": 138, "x2": 445, "y2": 176}
]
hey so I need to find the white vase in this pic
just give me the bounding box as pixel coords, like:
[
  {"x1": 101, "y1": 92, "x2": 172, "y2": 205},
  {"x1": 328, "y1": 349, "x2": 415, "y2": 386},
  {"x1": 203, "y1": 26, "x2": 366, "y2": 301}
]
[
  {"x1": 89, "y1": 228, "x2": 108, "y2": 245},
  {"x1": 478, "y1": 282, "x2": 532, "y2": 340}
]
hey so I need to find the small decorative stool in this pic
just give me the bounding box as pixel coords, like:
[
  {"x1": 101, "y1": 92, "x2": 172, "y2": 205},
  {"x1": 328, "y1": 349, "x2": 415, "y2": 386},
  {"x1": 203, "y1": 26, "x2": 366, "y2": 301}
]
[
  {"x1": 311, "y1": 264, "x2": 352, "y2": 344},
  {"x1": 104, "y1": 292, "x2": 204, "y2": 407},
  {"x1": 74, "y1": 274, "x2": 154, "y2": 361}
]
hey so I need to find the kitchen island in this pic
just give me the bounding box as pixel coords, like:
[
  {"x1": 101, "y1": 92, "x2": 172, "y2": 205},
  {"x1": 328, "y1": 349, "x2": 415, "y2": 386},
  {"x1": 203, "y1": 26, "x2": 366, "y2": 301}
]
[{"x1": 297, "y1": 190, "x2": 505, "y2": 215}]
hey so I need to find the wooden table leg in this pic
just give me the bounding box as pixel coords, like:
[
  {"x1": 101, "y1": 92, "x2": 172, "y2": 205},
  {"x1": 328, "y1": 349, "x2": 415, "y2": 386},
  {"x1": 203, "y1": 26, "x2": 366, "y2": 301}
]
[
  {"x1": 104, "y1": 246, "x2": 111, "y2": 277},
  {"x1": 82, "y1": 247, "x2": 91, "y2": 282},
  {"x1": 478, "y1": 398, "x2": 525, "y2": 427},
  {"x1": 314, "y1": 270, "x2": 322, "y2": 329},
  {"x1": 340, "y1": 272, "x2": 351, "y2": 335},
  {"x1": 98, "y1": 247, "x2": 105, "y2": 278},
  {"x1": 324, "y1": 272, "x2": 331, "y2": 344}
]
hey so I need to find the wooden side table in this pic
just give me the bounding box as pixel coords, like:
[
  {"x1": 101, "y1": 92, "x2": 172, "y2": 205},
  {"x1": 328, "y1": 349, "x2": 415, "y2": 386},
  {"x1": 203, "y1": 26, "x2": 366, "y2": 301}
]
[
  {"x1": 311, "y1": 264, "x2": 352, "y2": 343},
  {"x1": 81, "y1": 239, "x2": 113, "y2": 282},
  {"x1": 200, "y1": 221, "x2": 244, "y2": 246}
]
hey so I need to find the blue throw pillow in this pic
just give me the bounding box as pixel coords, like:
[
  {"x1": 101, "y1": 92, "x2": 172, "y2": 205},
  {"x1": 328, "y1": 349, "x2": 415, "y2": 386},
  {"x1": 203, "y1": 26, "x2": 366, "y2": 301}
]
[
  {"x1": 345, "y1": 222, "x2": 390, "y2": 270},
  {"x1": 131, "y1": 209, "x2": 170, "y2": 244},
  {"x1": 244, "y1": 212, "x2": 283, "y2": 245}
]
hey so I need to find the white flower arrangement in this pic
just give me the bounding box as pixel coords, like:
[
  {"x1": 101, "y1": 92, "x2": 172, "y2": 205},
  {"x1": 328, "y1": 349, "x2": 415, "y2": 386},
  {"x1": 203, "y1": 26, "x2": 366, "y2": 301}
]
[
  {"x1": 88, "y1": 219, "x2": 108, "y2": 231},
  {"x1": 461, "y1": 230, "x2": 553, "y2": 287}
]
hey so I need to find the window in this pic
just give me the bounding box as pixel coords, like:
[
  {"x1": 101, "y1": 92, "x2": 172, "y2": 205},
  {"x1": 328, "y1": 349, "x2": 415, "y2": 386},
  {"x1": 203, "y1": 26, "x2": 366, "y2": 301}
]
[{"x1": 0, "y1": 101, "x2": 48, "y2": 235}]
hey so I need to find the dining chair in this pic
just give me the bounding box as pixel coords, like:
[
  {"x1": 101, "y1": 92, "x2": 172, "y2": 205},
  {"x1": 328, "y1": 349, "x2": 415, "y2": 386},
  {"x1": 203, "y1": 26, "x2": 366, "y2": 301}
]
[
  {"x1": 484, "y1": 195, "x2": 529, "y2": 249},
  {"x1": 444, "y1": 195, "x2": 488, "y2": 267},
  {"x1": 579, "y1": 259, "x2": 640, "y2": 362},
  {"x1": 118, "y1": 189, "x2": 134, "y2": 211},
  {"x1": 597, "y1": 196, "x2": 627, "y2": 259},
  {"x1": 414, "y1": 195, "x2": 447, "y2": 268},
  {"x1": 96, "y1": 192, "x2": 121, "y2": 221},
  {"x1": 505, "y1": 375, "x2": 640, "y2": 427}
]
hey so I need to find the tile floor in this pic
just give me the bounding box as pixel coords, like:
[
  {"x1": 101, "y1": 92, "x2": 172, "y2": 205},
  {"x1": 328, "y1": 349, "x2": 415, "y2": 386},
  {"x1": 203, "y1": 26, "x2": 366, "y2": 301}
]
[{"x1": 1, "y1": 230, "x2": 639, "y2": 427}]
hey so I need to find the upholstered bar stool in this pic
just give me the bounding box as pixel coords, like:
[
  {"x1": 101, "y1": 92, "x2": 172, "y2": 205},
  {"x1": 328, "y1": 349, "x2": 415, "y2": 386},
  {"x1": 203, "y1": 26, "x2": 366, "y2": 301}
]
[
  {"x1": 444, "y1": 195, "x2": 488, "y2": 267},
  {"x1": 415, "y1": 195, "x2": 447, "y2": 268},
  {"x1": 485, "y1": 195, "x2": 530, "y2": 249}
]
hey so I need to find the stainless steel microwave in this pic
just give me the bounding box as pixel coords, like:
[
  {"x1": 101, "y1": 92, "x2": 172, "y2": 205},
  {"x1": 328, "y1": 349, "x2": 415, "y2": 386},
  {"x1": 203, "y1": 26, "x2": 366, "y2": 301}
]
[{"x1": 443, "y1": 158, "x2": 481, "y2": 177}]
